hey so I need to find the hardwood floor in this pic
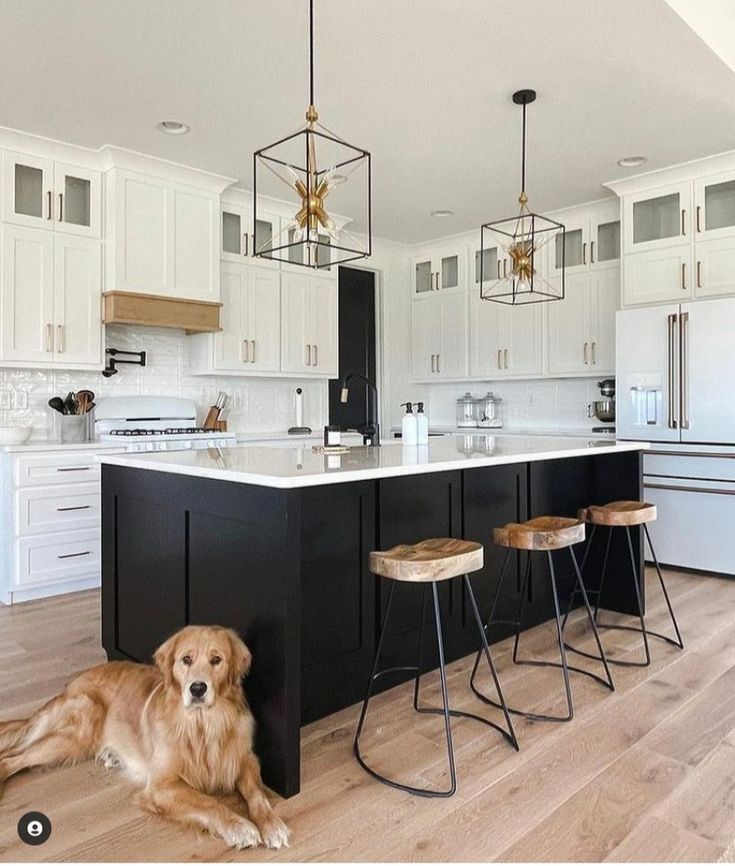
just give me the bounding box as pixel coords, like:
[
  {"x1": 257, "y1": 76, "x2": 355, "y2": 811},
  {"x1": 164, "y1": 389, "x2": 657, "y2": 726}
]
[{"x1": 1, "y1": 568, "x2": 734, "y2": 862}]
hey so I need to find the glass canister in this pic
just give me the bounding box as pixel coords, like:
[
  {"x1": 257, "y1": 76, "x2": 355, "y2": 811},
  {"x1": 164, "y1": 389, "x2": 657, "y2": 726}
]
[
  {"x1": 456, "y1": 392, "x2": 477, "y2": 428},
  {"x1": 476, "y1": 392, "x2": 503, "y2": 428}
]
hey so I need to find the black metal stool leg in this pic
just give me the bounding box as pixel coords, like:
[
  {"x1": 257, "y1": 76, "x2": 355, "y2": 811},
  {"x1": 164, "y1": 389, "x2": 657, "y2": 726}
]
[
  {"x1": 644, "y1": 524, "x2": 684, "y2": 649},
  {"x1": 469, "y1": 548, "x2": 512, "y2": 691},
  {"x1": 354, "y1": 579, "x2": 457, "y2": 797},
  {"x1": 512, "y1": 552, "x2": 532, "y2": 664},
  {"x1": 561, "y1": 524, "x2": 597, "y2": 631}
]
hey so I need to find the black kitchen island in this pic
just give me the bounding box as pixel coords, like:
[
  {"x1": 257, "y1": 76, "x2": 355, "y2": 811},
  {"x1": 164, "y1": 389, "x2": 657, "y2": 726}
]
[{"x1": 100, "y1": 435, "x2": 647, "y2": 797}]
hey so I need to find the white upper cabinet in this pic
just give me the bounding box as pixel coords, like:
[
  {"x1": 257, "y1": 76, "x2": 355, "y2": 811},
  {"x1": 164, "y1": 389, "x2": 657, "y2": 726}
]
[
  {"x1": 105, "y1": 168, "x2": 219, "y2": 302},
  {"x1": 624, "y1": 182, "x2": 692, "y2": 254},
  {"x1": 220, "y1": 202, "x2": 249, "y2": 263},
  {"x1": 410, "y1": 291, "x2": 467, "y2": 380},
  {"x1": 412, "y1": 242, "x2": 466, "y2": 296},
  {"x1": 2, "y1": 152, "x2": 101, "y2": 237},
  {"x1": 188, "y1": 262, "x2": 280, "y2": 375},
  {"x1": 280, "y1": 271, "x2": 338, "y2": 377},
  {"x1": 691, "y1": 171, "x2": 735, "y2": 298},
  {"x1": 0, "y1": 226, "x2": 102, "y2": 369}
]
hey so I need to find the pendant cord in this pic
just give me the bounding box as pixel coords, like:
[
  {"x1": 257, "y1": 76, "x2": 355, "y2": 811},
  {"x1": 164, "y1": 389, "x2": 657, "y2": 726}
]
[
  {"x1": 521, "y1": 101, "x2": 527, "y2": 196},
  {"x1": 309, "y1": 0, "x2": 315, "y2": 107}
]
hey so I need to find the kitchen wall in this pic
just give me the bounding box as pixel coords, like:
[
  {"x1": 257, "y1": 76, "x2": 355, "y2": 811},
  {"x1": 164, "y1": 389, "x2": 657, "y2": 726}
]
[{"x1": 0, "y1": 324, "x2": 328, "y2": 439}]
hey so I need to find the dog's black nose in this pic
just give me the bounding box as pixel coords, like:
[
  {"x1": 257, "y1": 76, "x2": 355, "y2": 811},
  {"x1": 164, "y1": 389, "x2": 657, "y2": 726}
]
[{"x1": 189, "y1": 681, "x2": 207, "y2": 699}]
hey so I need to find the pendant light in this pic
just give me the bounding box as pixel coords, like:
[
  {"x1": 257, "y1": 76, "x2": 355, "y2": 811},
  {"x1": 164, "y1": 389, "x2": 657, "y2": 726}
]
[
  {"x1": 253, "y1": 0, "x2": 371, "y2": 269},
  {"x1": 480, "y1": 89, "x2": 565, "y2": 305}
]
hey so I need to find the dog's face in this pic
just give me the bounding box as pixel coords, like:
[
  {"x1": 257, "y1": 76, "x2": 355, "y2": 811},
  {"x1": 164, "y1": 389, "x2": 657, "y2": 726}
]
[{"x1": 154, "y1": 626, "x2": 252, "y2": 709}]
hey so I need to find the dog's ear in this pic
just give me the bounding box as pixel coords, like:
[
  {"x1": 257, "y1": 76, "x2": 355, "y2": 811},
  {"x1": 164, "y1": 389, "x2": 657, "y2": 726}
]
[
  {"x1": 154, "y1": 632, "x2": 179, "y2": 685},
  {"x1": 227, "y1": 630, "x2": 252, "y2": 684}
]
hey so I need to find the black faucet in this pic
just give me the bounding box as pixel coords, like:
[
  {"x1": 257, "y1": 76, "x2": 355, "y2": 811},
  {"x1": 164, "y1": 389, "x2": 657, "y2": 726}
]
[{"x1": 340, "y1": 371, "x2": 380, "y2": 446}]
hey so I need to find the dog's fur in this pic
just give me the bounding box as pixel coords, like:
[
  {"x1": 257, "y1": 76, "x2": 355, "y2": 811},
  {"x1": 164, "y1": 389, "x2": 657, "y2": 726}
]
[{"x1": 0, "y1": 625, "x2": 290, "y2": 850}]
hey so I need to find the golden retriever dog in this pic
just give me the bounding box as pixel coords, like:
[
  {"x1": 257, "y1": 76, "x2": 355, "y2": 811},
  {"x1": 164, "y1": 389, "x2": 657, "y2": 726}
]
[{"x1": 0, "y1": 625, "x2": 290, "y2": 850}]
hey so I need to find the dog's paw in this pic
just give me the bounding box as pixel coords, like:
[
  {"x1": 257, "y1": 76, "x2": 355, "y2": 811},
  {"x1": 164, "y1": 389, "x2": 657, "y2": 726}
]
[
  {"x1": 221, "y1": 818, "x2": 262, "y2": 850},
  {"x1": 96, "y1": 747, "x2": 121, "y2": 770},
  {"x1": 261, "y1": 815, "x2": 291, "y2": 849}
]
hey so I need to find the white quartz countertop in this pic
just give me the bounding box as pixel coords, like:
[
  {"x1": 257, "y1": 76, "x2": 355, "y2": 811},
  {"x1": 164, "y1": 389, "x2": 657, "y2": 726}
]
[
  {"x1": 2, "y1": 439, "x2": 125, "y2": 453},
  {"x1": 98, "y1": 434, "x2": 648, "y2": 490}
]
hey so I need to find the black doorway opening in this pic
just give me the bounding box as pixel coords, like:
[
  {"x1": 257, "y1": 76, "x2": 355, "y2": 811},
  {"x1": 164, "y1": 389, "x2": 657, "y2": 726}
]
[{"x1": 329, "y1": 266, "x2": 377, "y2": 430}]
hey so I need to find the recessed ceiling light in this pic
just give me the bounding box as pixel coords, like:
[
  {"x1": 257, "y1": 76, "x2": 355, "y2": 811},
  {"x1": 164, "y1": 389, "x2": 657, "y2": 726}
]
[
  {"x1": 617, "y1": 156, "x2": 647, "y2": 168},
  {"x1": 157, "y1": 120, "x2": 190, "y2": 135},
  {"x1": 431, "y1": 209, "x2": 454, "y2": 218}
]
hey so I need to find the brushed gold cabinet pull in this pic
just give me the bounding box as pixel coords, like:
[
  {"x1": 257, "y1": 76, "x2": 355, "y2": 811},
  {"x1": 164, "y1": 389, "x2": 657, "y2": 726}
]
[
  {"x1": 503, "y1": 259, "x2": 508, "y2": 278},
  {"x1": 251, "y1": 340, "x2": 256, "y2": 363},
  {"x1": 56, "y1": 325, "x2": 64, "y2": 353},
  {"x1": 436, "y1": 353, "x2": 440, "y2": 373},
  {"x1": 45, "y1": 323, "x2": 53, "y2": 353},
  {"x1": 681, "y1": 262, "x2": 687, "y2": 290},
  {"x1": 497, "y1": 349, "x2": 502, "y2": 370},
  {"x1": 242, "y1": 340, "x2": 249, "y2": 363},
  {"x1": 431, "y1": 354, "x2": 436, "y2": 373},
  {"x1": 46, "y1": 190, "x2": 52, "y2": 220},
  {"x1": 242, "y1": 233, "x2": 249, "y2": 256},
  {"x1": 590, "y1": 240, "x2": 595, "y2": 263},
  {"x1": 436, "y1": 271, "x2": 441, "y2": 290},
  {"x1": 696, "y1": 205, "x2": 702, "y2": 233},
  {"x1": 697, "y1": 260, "x2": 702, "y2": 288},
  {"x1": 497, "y1": 259, "x2": 501, "y2": 279},
  {"x1": 591, "y1": 341, "x2": 596, "y2": 365},
  {"x1": 313, "y1": 344, "x2": 318, "y2": 367},
  {"x1": 582, "y1": 242, "x2": 587, "y2": 265},
  {"x1": 306, "y1": 344, "x2": 311, "y2": 366},
  {"x1": 681, "y1": 209, "x2": 686, "y2": 236},
  {"x1": 504, "y1": 348, "x2": 508, "y2": 369},
  {"x1": 58, "y1": 193, "x2": 63, "y2": 222},
  {"x1": 583, "y1": 342, "x2": 589, "y2": 365}
]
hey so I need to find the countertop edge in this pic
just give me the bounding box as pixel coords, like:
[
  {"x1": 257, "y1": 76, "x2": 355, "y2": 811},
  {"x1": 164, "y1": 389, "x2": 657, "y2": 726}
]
[{"x1": 98, "y1": 440, "x2": 650, "y2": 489}]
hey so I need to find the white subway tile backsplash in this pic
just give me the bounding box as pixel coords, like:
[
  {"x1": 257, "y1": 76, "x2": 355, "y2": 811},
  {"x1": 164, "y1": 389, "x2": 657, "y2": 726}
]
[{"x1": 0, "y1": 325, "x2": 329, "y2": 437}]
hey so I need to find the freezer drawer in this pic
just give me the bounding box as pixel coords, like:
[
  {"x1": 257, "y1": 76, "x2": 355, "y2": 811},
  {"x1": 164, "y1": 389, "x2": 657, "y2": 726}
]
[
  {"x1": 645, "y1": 449, "x2": 735, "y2": 483},
  {"x1": 643, "y1": 478, "x2": 735, "y2": 575}
]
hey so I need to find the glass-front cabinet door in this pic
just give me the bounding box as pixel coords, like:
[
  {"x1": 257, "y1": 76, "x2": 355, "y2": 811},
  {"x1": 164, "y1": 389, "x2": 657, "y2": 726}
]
[
  {"x1": 474, "y1": 245, "x2": 499, "y2": 287},
  {"x1": 54, "y1": 164, "x2": 101, "y2": 238},
  {"x1": 694, "y1": 173, "x2": 735, "y2": 241},
  {"x1": 250, "y1": 210, "x2": 281, "y2": 269},
  {"x1": 591, "y1": 219, "x2": 620, "y2": 268},
  {"x1": 413, "y1": 256, "x2": 433, "y2": 294},
  {"x1": 413, "y1": 247, "x2": 465, "y2": 295},
  {"x1": 221, "y1": 204, "x2": 248, "y2": 262},
  {"x1": 2, "y1": 152, "x2": 54, "y2": 228},
  {"x1": 553, "y1": 226, "x2": 586, "y2": 272},
  {"x1": 623, "y1": 182, "x2": 692, "y2": 254}
]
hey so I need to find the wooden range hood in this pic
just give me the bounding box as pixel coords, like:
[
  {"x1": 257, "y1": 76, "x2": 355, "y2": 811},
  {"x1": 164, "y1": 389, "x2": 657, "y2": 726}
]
[{"x1": 103, "y1": 291, "x2": 222, "y2": 334}]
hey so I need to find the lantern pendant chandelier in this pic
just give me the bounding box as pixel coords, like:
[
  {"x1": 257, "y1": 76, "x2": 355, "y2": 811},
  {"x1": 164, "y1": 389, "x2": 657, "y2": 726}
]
[
  {"x1": 480, "y1": 89, "x2": 565, "y2": 305},
  {"x1": 253, "y1": 0, "x2": 372, "y2": 269}
]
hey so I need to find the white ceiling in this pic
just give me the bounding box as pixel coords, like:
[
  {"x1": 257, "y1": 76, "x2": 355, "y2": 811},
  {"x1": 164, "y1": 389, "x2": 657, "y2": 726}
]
[{"x1": 1, "y1": 0, "x2": 735, "y2": 244}]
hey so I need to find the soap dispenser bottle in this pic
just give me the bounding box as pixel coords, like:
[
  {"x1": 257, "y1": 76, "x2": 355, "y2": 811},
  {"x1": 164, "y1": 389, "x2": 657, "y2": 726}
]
[
  {"x1": 416, "y1": 402, "x2": 429, "y2": 445},
  {"x1": 400, "y1": 402, "x2": 418, "y2": 445}
]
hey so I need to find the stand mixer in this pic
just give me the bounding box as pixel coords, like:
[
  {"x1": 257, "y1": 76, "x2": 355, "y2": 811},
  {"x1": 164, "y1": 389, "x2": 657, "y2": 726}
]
[{"x1": 588, "y1": 379, "x2": 616, "y2": 432}]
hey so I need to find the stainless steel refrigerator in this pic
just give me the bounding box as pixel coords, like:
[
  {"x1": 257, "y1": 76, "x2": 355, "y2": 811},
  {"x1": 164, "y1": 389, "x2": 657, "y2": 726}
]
[{"x1": 616, "y1": 297, "x2": 735, "y2": 574}]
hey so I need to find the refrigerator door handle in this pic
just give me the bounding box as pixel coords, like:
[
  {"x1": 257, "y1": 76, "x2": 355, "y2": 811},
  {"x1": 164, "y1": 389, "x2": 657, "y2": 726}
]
[
  {"x1": 680, "y1": 311, "x2": 690, "y2": 430},
  {"x1": 667, "y1": 313, "x2": 679, "y2": 429}
]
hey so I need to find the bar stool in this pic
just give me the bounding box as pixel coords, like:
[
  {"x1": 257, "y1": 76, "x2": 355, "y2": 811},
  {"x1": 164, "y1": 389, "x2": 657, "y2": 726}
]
[
  {"x1": 353, "y1": 537, "x2": 518, "y2": 798},
  {"x1": 470, "y1": 517, "x2": 614, "y2": 723},
  {"x1": 563, "y1": 501, "x2": 683, "y2": 667}
]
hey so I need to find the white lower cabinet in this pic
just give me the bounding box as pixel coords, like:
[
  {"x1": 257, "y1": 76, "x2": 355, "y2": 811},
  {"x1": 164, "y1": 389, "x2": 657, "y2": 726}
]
[
  {"x1": 1, "y1": 448, "x2": 117, "y2": 605},
  {"x1": 693, "y1": 237, "x2": 735, "y2": 298},
  {"x1": 280, "y1": 272, "x2": 338, "y2": 377},
  {"x1": 622, "y1": 245, "x2": 691, "y2": 306},
  {"x1": 469, "y1": 293, "x2": 542, "y2": 378},
  {"x1": 410, "y1": 293, "x2": 467, "y2": 380},
  {"x1": 0, "y1": 226, "x2": 102, "y2": 368},
  {"x1": 188, "y1": 263, "x2": 280, "y2": 375},
  {"x1": 546, "y1": 268, "x2": 617, "y2": 375}
]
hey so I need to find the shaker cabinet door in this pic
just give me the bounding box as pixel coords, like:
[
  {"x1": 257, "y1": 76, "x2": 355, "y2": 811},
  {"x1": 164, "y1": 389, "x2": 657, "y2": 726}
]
[
  {"x1": 0, "y1": 226, "x2": 55, "y2": 363},
  {"x1": 247, "y1": 268, "x2": 281, "y2": 373},
  {"x1": 53, "y1": 234, "x2": 102, "y2": 367},
  {"x1": 2, "y1": 151, "x2": 54, "y2": 229}
]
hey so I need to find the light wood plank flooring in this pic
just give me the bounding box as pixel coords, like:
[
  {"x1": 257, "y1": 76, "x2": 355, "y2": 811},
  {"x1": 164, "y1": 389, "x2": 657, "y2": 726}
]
[{"x1": 1, "y1": 568, "x2": 734, "y2": 862}]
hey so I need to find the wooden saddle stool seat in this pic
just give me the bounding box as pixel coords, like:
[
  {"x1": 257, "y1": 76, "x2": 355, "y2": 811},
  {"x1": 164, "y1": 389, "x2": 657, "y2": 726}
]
[
  {"x1": 578, "y1": 500, "x2": 657, "y2": 527},
  {"x1": 493, "y1": 516, "x2": 585, "y2": 551},
  {"x1": 369, "y1": 537, "x2": 483, "y2": 582}
]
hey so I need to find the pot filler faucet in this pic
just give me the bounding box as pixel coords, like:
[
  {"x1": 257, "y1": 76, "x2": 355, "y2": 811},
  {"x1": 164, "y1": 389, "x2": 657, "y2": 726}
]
[{"x1": 340, "y1": 371, "x2": 380, "y2": 446}]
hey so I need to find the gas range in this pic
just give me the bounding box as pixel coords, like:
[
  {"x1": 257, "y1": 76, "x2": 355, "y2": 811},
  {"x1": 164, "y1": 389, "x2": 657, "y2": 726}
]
[{"x1": 94, "y1": 397, "x2": 237, "y2": 453}]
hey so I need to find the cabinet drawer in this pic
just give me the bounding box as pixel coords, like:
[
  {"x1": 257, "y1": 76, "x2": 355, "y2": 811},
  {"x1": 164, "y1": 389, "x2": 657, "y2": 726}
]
[
  {"x1": 644, "y1": 450, "x2": 735, "y2": 483},
  {"x1": 13, "y1": 451, "x2": 111, "y2": 487},
  {"x1": 15, "y1": 528, "x2": 100, "y2": 587},
  {"x1": 15, "y1": 483, "x2": 100, "y2": 536}
]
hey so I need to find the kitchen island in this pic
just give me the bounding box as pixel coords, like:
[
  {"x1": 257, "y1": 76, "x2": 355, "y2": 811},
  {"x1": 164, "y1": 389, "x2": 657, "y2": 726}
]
[{"x1": 100, "y1": 435, "x2": 647, "y2": 797}]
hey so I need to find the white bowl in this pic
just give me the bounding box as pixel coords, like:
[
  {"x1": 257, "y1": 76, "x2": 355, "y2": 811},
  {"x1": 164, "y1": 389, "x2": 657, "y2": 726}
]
[{"x1": 0, "y1": 425, "x2": 33, "y2": 445}]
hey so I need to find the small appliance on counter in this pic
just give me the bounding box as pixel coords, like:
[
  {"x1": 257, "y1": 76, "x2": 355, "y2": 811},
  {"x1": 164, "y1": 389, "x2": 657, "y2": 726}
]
[
  {"x1": 456, "y1": 391, "x2": 503, "y2": 429},
  {"x1": 587, "y1": 379, "x2": 616, "y2": 433},
  {"x1": 94, "y1": 396, "x2": 236, "y2": 452},
  {"x1": 288, "y1": 387, "x2": 312, "y2": 435}
]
